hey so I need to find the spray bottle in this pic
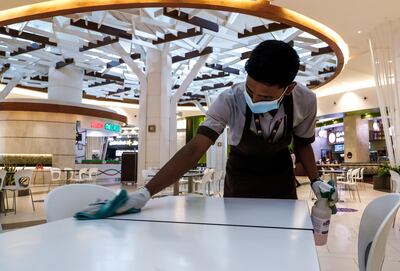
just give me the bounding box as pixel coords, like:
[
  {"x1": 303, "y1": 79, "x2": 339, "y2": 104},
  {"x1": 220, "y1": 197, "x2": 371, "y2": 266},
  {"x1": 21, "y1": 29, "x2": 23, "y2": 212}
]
[{"x1": 311, "y1": 181, "x2": 335, "y2": 246}]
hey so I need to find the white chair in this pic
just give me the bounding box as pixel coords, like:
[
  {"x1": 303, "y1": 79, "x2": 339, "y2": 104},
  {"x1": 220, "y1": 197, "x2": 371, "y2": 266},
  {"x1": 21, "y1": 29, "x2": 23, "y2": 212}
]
[
  {"x1": 70, "y1": 168, "x2": 89, "y2": 184},
  {"x1": 358, "y1": 194, "x2": 400, "y2": 271},
  {"x1": 87, "y1": 168, "x2": 99, "y2": 184},
  {"x1": 210, "y1": 170, "x2": 225, "y2": 197},
  {"x1": 194, "y1": 168, "x2": 214, "y2": 196},
  {"x1": 63, "y1": 168, "x2": 74, "y2": 183},
  {"x1": 3, "y1": 170, "x2": 35, "y2": 214},
  {"x1": 336, "y1": 168, "x2": 346, "y2": 182},
  {"x1": 338, "y1": 168, "x2": 361, "y2": 202},
  {"x1": 0, "y1": 169, "x2": 8, "y2": 215},
  {"x1": 44, "y1": 184, "x2": 116, "y2": 222},
  {"x1": 354, "y1": 167, "x2": 366, "y2": 190},
  {"x1": 49, "y1": 167, "x2": 62, "y2": 192},
  {"x1": 389, "y1": 170, "x2": 400, "y2": 194}
]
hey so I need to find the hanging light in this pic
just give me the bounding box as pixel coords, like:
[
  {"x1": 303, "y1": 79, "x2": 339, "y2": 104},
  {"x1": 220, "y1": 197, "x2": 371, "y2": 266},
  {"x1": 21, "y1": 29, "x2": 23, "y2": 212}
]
[
  {"x1": 318, "y1": 129, "x2": 327, "y2": 138},
  {"x1": 373, "y1": 121, "x2": 380, "y2": 131}
]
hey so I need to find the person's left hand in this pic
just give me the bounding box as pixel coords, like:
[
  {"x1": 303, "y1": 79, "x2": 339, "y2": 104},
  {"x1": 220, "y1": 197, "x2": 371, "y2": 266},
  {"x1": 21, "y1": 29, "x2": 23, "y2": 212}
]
[{"x1": 311, "y1": 178, "x2": 324, "y2": 199}]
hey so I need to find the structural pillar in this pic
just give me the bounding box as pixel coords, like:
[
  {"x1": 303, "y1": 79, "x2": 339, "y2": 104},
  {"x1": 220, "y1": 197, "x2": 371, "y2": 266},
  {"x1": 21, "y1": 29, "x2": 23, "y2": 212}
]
[
  {"x1": 48, "y1": 65, "x2": 83, "y2": 103},
  {"x1": 344, "y1": 115, "x2": 370, "y2": 162},
  {"x1": 140, "y1": 48, "x2": 171, "y2": 174}
]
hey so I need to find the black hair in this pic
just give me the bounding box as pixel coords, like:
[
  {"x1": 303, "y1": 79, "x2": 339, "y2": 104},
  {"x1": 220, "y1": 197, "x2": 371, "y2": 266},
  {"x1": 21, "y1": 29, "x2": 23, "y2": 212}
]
[{"x1": 245, "y1": 40, "x2": 300, "y2": 88}]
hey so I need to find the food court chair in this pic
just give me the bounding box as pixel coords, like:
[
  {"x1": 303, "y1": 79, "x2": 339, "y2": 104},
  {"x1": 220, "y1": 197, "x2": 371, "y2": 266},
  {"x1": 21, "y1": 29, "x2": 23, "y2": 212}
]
[
  {"x1": 49, "y1": 167, "x2": 62, "y2": 192},
  {"x1": 87, "y1": 168, "x2": 99, "y2": 184},
  {"x1": 338, "y1": 168, "x2": 361, "y2": 202},
  {"x1": 70, "y1": 168, "x2": 89, "y2": 184},
  {"x1": 194, "y1": 168, "x2": 214, "y2": 196},
  {"x1": 389, "y1": 170, "x2": 400, "y2": 194},
  {"x1": 3, "y1": 170, "x2": 35, "y2": 214},
  {"x1": 0, "y1": 169, "x2": 8, "y2": 215},
  {"x1": 44, "y1": 184, "x2": 116, "y2": 222},
  {"x1": 63, "y1": 168, "x2": 74, "y2": 183},
  {"x1": 211, "y1": 170, "x2": 225, "y2": 197},
  {"x1": 389, "y1": 170, "x2": 400, "y2": 228},
  {"x1": 354, "y1": 167, "x2": 366, "y2": 190},
  {"x1": 358, "y1": 194, "x2": 400, "y2": 271}
]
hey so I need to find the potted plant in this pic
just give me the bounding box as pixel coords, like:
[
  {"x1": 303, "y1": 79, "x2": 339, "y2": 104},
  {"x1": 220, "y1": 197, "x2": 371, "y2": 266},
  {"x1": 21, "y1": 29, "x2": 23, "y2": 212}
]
[{"x1": 373, "y1": 163, "x2": 391, "y2": 191}]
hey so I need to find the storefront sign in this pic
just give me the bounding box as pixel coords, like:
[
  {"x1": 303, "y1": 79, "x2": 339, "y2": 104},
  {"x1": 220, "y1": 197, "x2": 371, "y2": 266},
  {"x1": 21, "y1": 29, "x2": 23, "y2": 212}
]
[
  {"x1": 91, "y1": 120, "x2": 104, "y2": 129},
  {"x1": 91, "y1": 121, "x2": 121, "y2": 132},
  {"x1": 109, "y1": 139, "x2": 138, "y2": 147},
  {"x1": 328, "y1": 131, "x2": 344, "y2": 144},
  {"x1": 105, "y1": 123, "x2": 121, "y2": 132}
]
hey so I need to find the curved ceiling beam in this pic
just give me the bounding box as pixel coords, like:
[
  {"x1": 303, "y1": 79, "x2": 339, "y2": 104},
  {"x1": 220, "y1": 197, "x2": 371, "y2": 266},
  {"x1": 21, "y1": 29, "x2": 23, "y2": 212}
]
[{"x1": 0, "y1": 0, "x2": 348, "y2": 88}]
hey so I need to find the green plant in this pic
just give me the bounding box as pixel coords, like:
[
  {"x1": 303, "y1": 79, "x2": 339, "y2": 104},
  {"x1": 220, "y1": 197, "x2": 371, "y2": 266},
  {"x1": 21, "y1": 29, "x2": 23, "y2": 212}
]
[
  {"x1": 377, "y1": 163, "x2": 400, "y2": 177},
  {"x1": 2, "y1": 164, "x2": 17, "y2": 185}
]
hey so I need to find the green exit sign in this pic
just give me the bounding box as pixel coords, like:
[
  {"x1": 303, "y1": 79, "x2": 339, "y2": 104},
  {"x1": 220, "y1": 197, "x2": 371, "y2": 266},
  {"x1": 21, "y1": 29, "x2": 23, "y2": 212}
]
[{"x1": 104, "y1": 123, "x2": 121, "y2": 132}]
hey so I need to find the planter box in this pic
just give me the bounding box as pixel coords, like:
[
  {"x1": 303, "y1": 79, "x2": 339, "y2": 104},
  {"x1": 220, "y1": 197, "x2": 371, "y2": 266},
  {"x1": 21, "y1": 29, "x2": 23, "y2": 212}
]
[{"x1": 373, "y1": 175, "x2": 391, "y2": 191}]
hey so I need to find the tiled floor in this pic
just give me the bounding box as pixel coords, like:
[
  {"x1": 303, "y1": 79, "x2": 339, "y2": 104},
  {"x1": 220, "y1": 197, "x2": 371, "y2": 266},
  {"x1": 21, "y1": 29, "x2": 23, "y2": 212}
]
[{"x1": 1, "y1": 178, "x2": 400, "y2": 271}]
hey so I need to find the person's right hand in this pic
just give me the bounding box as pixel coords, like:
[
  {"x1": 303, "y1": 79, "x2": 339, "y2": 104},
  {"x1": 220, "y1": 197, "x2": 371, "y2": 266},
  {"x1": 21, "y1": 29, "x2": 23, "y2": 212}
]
[{"x1": 116, "y1": 187, "x2": 151, "y2": 214}]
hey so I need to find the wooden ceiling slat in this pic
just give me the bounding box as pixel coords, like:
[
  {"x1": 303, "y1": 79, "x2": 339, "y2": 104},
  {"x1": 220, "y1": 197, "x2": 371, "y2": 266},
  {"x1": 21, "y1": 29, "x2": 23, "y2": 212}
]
[
  {"x1": 153, "y1": 28, "x2": 202, "y2": 45},
  {"x1": 106, "y1": 53, "x2": 140, "y2": 69},
  {"x1": 194, "y1": 71, "x2": 230, "y2": 81},
  {"x1": 55, "y1": 58, "x2": 74, "y2": 69},
  {"x1": 201, "y1": 81, "x2": 233, "y2": 91},
  {"x1": 0, "y1": 27, "x2": 57, "y2": 46},
  {"x1": 205, "y1": 63, "x2": 240, "y2": 75},
  {"x1": 163, "y1": 8, "x2": 219, "y2": 32},
  {"x1": 172, "y1": 47, "x2": 212, "y2": 63},
  {"x1": 79, "y1": 36, "x2": 119, "y2": 52},
  {"x1": 10, "y1": 43, "x2": 45, "y2": 56},
  {"x1": 238, "y1": 23, "x2": 291, "y2": 39},
  {"x1": 70, "y1": 19, "x2": 131, "y2": 40}
]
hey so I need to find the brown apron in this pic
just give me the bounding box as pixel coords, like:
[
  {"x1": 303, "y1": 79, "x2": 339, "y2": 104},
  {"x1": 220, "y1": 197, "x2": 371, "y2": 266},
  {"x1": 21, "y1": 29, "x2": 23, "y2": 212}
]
[{"x1": 224, "y1": 94, "x2": 297, "y2": 199}]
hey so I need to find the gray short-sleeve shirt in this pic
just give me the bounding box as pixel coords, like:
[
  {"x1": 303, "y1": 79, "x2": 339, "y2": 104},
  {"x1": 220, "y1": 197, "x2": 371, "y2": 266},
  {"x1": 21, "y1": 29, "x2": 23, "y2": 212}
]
[{"x1": 198, "y1": 82, "x2": 316, "y2": 146}]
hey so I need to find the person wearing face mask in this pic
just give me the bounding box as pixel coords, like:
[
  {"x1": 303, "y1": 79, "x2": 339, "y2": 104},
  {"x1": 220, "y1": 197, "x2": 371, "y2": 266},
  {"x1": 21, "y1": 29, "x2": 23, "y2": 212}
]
[{"x1": 107, "y1": 40, "x2": 326, "y2": 214}]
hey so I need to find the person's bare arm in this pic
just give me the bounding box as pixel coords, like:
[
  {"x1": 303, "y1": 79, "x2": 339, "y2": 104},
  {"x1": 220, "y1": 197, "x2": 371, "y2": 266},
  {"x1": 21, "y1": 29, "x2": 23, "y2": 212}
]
[
  {"x1": 145, "y1": 134, "x2": 214, "y2": 196},
  {"x1": 295, "y1": 143, "x2": 319, "y2": 181}
]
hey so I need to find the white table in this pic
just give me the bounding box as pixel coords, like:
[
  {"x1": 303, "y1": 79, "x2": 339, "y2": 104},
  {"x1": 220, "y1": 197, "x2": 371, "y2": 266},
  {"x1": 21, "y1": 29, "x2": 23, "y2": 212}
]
[
  {"x1": 112, "y1": 196, "x2": 314, "y2": 230},
  {"x1": 0, "y1": 197, "x2": 319, "y2": 271}
]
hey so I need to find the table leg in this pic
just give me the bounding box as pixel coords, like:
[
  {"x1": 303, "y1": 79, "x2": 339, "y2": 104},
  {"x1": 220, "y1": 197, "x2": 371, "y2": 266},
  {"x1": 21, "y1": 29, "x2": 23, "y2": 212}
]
[
  {"x1": 173, "y1": 182, "x2": 179, "y2": 196},
  {"x1": 188, "y1": 176, "x2": 194, "y2": 193}
]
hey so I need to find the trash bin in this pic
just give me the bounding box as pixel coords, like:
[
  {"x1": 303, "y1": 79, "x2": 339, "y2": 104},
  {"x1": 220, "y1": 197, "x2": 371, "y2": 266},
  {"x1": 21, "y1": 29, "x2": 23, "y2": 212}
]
[{"x1": 121, "y1": 152, "x2": 137, "y2": 185}]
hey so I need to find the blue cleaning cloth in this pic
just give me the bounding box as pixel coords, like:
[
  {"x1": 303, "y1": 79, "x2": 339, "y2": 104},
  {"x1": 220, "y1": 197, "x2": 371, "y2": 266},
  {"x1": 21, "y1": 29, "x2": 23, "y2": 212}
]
[{"x1": 74, "y1": 189, "x2": 141, "y2": 220}]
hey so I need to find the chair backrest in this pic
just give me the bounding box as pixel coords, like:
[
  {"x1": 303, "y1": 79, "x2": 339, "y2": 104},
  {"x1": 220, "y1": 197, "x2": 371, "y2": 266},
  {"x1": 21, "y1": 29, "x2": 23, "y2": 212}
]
[
  {"x1": 78, "y1": 168, "x2": 88, "y2": 179},
  {"x1": 358, "y1": 194, "x2": 400, "y2": 271},
  {"x1": 213, "y1": 170, "x2": 224, "y2": 182},
  {"x1": 44, "y1": 184, "x2": 116, "y2": 222},
  {"x1": 63, "y1": 168, "x2": 74, "y2": 180},
  {"x1": 346, "y1": 168, "x2": 353, "y2": 182},
  {"x1": 201, "y1": 168, "x2": 214, "y2": 183},
  {"x1": 389, "y1": 170, "x2": 400, "y2": 193},
  {"x1": 13, "y1": 169, "x2": 33, "y2": 189},
  {"x1": 350, "y1": 168, "x2": 360, "y2": 183},
  {"x1": 88, "y1": 168, "x2": 98, "y2": 179},
  {"x1": 50, "y1": 168, "x2": 61, "y2": 181},
  {"x1": 360, "y1": 168, "x2": 365, "y2": 178},
  {"x1": 0, "y1": 169, "x2": 7, "y2": 190}
]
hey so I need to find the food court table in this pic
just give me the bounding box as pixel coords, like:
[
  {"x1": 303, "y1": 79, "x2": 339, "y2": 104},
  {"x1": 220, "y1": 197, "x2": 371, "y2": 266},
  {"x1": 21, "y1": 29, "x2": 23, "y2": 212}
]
[{"x1": 0, "y1": 197, "x2": 319, "y2": 271}]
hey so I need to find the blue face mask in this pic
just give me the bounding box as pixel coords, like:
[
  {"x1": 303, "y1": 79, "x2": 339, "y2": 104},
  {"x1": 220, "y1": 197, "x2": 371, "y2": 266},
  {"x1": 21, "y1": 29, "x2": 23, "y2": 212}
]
[{"x1": 243, "y1": 85, "x2": 288, "y2": 114}]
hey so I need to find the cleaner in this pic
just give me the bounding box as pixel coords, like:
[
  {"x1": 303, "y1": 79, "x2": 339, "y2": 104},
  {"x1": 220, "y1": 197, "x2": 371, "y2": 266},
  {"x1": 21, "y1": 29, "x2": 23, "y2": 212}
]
[{"x1": 311, "y1": 181, "x2": 336, "y2": 246}]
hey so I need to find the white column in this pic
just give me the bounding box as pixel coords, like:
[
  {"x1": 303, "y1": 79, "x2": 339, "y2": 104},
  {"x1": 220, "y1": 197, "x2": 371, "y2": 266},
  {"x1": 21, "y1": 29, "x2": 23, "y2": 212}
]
[
  {"x1": 204, "y1": 92, "x2": 228, "y2": 172},
  {"x1": 369, "y1": 21, "x2": 400, "y2": 165},
  {"x1": 143, "y1": 48, "x2": 171, "y2": 170},
  {"x1": 48, "y1": 65, "x2": 83, "y2": 103}
]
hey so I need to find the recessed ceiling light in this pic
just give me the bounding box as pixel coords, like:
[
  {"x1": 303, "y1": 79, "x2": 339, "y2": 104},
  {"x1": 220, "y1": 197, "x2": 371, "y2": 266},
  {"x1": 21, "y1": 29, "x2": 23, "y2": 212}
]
[{"x1": 357, "y1": 30, "x2": 362, "y2": 34}]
